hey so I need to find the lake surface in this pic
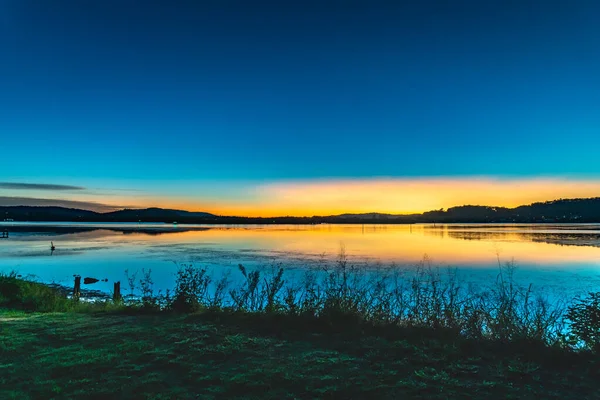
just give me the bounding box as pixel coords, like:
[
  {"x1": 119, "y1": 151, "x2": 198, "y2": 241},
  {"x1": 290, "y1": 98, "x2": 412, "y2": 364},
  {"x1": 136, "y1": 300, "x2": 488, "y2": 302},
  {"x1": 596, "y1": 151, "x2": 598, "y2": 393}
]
[{"x1": 2, "y1": 222, "x2": 600, "y2": 299}]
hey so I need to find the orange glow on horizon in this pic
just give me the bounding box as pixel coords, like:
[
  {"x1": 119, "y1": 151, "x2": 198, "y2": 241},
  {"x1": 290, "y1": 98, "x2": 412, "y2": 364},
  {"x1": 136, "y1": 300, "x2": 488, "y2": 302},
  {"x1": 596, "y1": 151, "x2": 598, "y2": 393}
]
[
  {"x1": 139, "y1": 177, "x2": 600, "y2": 217},
  {"x1": 17, "y1": 177, "x2": 600, "y2": 216}
]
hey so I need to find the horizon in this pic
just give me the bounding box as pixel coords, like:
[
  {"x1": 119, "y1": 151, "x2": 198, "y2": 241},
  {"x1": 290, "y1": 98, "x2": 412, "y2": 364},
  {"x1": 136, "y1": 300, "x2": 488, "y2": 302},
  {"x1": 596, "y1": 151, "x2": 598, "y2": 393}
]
[
  {"x1": 4, "y1": 177, "x2": 600, "y2": 217},
  {"x1": 2, "y1": 2, "x2": 600, "y2": 215},
  {"x1": 2, "y1": 191, "x2": 600, "y2": 218}
]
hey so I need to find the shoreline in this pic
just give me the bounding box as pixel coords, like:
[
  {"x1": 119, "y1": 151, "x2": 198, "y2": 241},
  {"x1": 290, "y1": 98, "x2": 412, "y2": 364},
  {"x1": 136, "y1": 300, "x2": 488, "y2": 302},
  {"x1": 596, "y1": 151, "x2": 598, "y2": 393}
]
[{"x1": 2, "y1": 267, "x2": 600, "y2": 397}]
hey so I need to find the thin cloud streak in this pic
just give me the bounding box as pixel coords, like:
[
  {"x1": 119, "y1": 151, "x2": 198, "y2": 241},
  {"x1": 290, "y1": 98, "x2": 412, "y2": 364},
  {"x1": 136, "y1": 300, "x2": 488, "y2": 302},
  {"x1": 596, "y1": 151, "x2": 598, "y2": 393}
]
[
  {"x1": 0, "y1": 182, "x2": 85, "y2": 191},
  {"x1": 0, "y1": 196, "x2": 131, "y2": 212}
]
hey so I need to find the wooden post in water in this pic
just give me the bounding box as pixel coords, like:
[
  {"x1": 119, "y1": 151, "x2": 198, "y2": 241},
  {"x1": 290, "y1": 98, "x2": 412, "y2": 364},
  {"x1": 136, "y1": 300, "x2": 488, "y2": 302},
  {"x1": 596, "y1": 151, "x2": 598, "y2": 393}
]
[
  {"x1": 73, "y1": 276, "x2": 81, "y2": 301},
  {"x1": 113, "y1": 281, "x2": 121, "y2": 302}
]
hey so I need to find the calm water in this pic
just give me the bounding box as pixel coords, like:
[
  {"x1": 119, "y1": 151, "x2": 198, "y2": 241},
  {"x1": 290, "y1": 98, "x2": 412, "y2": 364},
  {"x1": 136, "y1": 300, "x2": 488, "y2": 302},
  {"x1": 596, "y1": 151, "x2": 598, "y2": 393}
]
[{"x1": 2, "y1": 222, "x2": 600, "y2": 298}]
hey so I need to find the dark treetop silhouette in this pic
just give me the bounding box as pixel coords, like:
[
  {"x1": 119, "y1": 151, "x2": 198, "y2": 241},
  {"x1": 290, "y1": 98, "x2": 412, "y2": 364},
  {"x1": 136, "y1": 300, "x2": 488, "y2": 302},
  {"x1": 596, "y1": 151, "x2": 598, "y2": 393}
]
[{"x1": 3, "y1": 197, "x2": 600, "y2": 224}]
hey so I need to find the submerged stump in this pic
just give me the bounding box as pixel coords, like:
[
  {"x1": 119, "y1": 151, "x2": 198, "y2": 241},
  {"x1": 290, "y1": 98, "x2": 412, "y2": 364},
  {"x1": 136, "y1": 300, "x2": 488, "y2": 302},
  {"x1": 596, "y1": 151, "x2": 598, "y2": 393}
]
[
  {"x1": 73, "y1": 276, "x2": 81, "y2": 301},
  {"x1": 113, "y1": 281, "x2": 121, "y2": 302}
]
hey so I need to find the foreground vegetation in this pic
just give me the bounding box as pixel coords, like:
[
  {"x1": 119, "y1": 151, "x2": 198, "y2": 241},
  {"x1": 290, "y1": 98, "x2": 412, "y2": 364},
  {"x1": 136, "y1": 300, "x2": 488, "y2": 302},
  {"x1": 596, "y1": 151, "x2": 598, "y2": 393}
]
[
  {"x1": 2, "y1": 310, "x2": 600, "y2": 399},
  {"x1": 2, "y1": 254, "x2": 600, "y2": 398}
]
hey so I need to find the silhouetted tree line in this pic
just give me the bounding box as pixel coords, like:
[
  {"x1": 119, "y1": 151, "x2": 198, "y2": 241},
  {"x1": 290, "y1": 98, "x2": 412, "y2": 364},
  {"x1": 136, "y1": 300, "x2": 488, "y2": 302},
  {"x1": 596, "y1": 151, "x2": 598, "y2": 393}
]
[{"x1": 3, "y1": 197, "x2": 600, "y2": 224}]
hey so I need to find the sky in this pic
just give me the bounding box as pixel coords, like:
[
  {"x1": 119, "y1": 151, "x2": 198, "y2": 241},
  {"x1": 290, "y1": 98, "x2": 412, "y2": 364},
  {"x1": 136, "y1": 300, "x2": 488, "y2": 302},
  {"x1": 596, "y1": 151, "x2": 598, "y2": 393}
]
[{"x1": 1, "y1": 0, "x2": 600, "y2": 216}]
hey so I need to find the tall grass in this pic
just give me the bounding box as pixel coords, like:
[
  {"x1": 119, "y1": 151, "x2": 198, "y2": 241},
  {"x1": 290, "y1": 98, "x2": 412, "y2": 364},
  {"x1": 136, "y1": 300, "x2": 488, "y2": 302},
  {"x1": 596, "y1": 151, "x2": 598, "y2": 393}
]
[
  {"x1": 2, "y1": 250, "x2": 594, "y2": 349},
  {"x1": 0, "y1": 271, "x2": 72, "y2": 312},
  {"x1": 150, "y1": 251, "x2": 568, "y2": 346},
  {"x1": 0, "y1": 271, "x2": 130, "y2": 313}
]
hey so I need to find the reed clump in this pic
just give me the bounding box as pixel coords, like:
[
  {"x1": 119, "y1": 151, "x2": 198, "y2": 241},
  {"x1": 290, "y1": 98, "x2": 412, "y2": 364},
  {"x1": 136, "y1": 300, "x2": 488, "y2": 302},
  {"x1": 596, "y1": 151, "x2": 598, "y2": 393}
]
[
  {"x1": 4, "y1": 250, "x2": 600, "y2": 350},
  {"x1": 149, "y1": 252, "x2": 569, "y2": 347}
]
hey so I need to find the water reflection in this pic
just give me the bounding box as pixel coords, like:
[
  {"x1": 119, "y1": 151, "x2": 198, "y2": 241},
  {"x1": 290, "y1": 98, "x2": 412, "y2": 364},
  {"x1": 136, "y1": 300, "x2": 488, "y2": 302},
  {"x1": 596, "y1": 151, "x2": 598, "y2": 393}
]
[
  {"x1": 443, "y1": 229, "x2": 600, "y2": 247},
  {"x1": 1, "y1": 223, "x2": 600, "y2": 296}
]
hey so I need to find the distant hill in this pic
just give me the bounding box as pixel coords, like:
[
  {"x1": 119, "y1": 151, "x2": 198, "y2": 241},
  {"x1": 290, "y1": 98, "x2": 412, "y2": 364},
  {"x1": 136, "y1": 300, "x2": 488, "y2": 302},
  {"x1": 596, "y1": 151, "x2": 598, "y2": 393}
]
[
  {"x1": 420, "y1": 198, "x2": 600, "y2": 223},
  {"x1": 333, "y1": 213, "x2": 415, "y2": 220},
  {"x1": 0, "y1": 206, "x2": 215, "y2": 223},
  {"x1": 103, "y1": 208, "x2": 215, "y2": 221},
  {"x1": 3, "y1": 197, "x2": 600, "y2": 223},
  {"x1": 0, "y1": 206, "x2": 99, "y2": 222}
]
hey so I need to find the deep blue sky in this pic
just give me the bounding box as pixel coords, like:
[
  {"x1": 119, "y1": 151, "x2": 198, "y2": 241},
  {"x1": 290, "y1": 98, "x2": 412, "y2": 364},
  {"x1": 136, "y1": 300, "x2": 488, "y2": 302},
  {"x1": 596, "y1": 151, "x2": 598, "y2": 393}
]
[{"x1": 1, "y1": 0, "x2": 600, "y2": 186}]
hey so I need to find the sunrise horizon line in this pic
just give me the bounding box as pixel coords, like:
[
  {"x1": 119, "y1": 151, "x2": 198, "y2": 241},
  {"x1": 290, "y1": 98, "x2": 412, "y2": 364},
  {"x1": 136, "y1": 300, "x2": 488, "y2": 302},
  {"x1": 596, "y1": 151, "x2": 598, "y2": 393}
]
[{"x1": 3, "y1": 194, "x2": 600, "y2": 219}]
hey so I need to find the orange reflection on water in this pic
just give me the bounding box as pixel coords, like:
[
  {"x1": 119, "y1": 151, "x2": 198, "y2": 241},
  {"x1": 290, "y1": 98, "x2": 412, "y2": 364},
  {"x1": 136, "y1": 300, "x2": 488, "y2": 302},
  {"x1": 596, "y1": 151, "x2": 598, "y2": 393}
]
[{"x1": 131, "y1": 224, "x2": 600, "y2": 267}]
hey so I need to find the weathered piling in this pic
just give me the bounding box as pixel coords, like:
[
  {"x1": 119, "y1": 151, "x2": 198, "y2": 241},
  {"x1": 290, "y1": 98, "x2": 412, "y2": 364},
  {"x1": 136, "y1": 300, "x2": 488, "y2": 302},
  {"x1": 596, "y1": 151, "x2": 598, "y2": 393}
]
[
  {"x1": 73, "y1": 276, "x2": 81, "y2": 300},
  {"x1": 113, "y1": 281, "x2": 121, "y2": 302}
]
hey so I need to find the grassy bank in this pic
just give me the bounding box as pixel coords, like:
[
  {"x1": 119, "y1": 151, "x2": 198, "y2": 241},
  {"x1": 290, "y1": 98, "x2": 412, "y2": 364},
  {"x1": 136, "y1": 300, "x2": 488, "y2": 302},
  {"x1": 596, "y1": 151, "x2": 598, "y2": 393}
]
[
  {"x1": 2, "y1": 262, "x2": 600, "y2": 398},
  {"x1": 2, "y1": 310, "x2": 600, "y2": 399}
]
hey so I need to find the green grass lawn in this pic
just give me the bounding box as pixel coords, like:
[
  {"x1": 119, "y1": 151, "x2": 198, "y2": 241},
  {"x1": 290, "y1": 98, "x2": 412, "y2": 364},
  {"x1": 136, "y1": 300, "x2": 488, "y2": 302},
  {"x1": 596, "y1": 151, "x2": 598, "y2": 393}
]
[{"x1": 1, "y1": 310, "x2": 599, "y2": 399}]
